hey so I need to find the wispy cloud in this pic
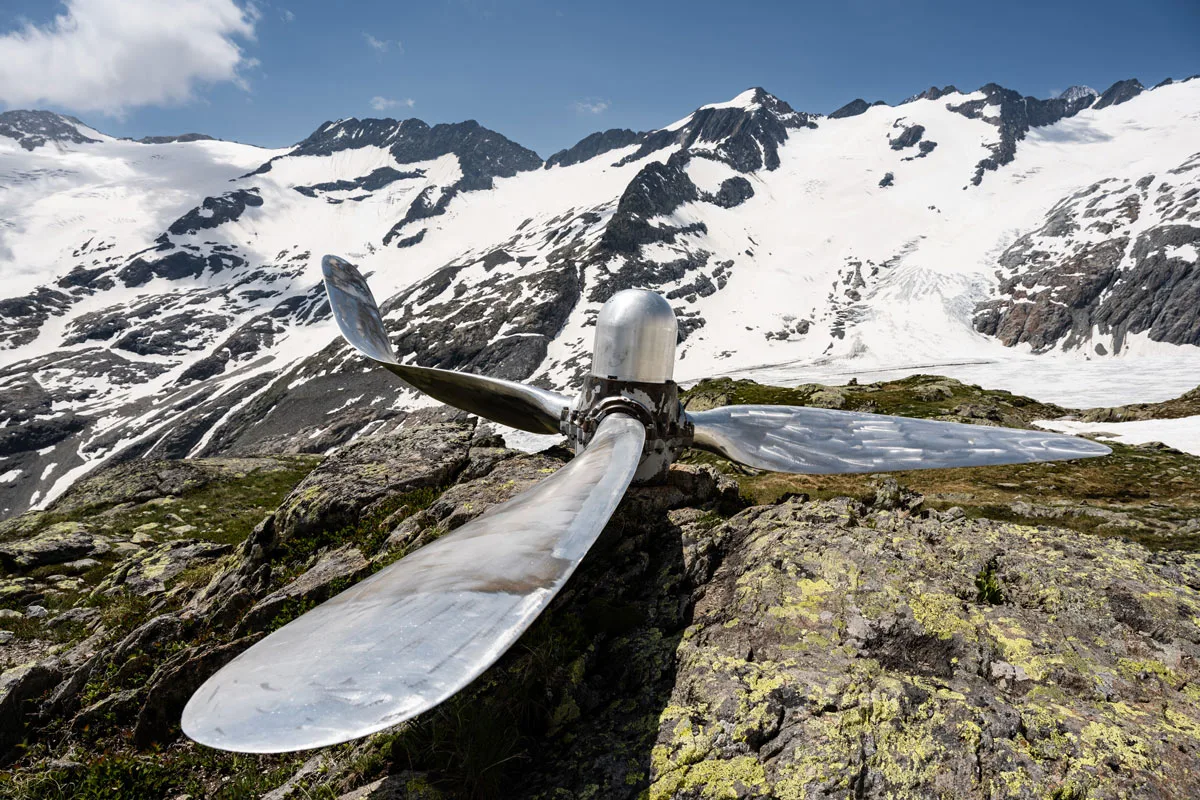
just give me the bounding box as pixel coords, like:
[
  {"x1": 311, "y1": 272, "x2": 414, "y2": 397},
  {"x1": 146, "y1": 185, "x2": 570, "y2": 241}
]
[
  {"x1": 573, "y1": 98, "x2": 611, "y2": 115},
  {"x1": 0, "y1": 0, "x2": 258, "y2": 116},
  {"x1": 364, "y1": 33, "x2": 402, "y2": 54},
  {"x1": 370, "y1": 96, "x2": 415, "y2": 113},
  {"x1": 281, "y1": 8, "x2": 295, "y2": 23}
]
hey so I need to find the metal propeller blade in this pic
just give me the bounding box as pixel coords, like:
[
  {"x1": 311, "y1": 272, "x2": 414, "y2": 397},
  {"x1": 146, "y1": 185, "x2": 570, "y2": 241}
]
[
  {"x1": 182, "y1": 413, "x2": 646, "y2": 753},
  {"x1": 689, "y1": 404, "x2": 1111, "y2": 474},
  {"x1": 322, "y1": 254, "x2": 571, "y2": 435}
]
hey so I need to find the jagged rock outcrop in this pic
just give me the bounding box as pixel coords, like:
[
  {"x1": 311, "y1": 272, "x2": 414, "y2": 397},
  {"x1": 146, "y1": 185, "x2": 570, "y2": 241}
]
[
  {"x1": 0, "y1": 110, "x2": 99, "y2": 150},
  {"x1": 168, "y1": 189, "x2": 264, "y2": 236},
  {"x1": 546, "y1": 128, "x2": 642, "y2": 168},
  {"x1": 902, "y1": 85, "x2": 958, "y2": 103},
  {"x1": 948, "y1": 83, "x2": 1097, "y2": 185},
  {"x1": 975, "y1": 152, "x2": 1200, "y2": 352},
  {"x1": 257, "y1": 117, "x2": 542, "y2": 191},
  {"x1": 134, "y1": 133, "x2": 215, "y2": 144},
  {"x1": 889, "y1": 123, "x2": 925, "y2": 150},
  {"x1": 829, "y1": 99, "x2": 884, "y2": 119},
  {"x1": 615, "y1": 88, "x2": 819, "y2": 173},
  {"x1": 0, "y1": 416, "x2": 1197, "y2": 798},
  {"x1": 1094, "y1": 78, "x2": 1145, "y2": 110}
]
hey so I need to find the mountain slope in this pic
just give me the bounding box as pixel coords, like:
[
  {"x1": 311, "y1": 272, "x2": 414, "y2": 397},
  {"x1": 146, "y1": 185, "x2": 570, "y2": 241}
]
[{"x1": 1, "y1": 77, "x2": 1199, "y2": 518}]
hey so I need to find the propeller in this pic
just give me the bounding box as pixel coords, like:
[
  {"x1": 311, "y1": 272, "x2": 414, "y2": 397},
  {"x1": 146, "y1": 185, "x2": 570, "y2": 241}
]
[
  {"x1": 321, "y1": 255, "x2": 570, "y2": 435},
  {"x1": 182, "y1": 254, "x2": 1111, "y2": 753},
  {"x1": 689, "y1": 403, "x2": 1111, "y2": 474}
]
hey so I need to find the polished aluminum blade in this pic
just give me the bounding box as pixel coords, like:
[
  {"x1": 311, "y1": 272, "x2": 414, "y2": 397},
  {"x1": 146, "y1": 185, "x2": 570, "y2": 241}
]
[
  {"x1": 182, "y1": 413, "x2": 646, "y2": 753},
  {"x1": 689, "y1": 404, "x2": 1111, "y2": 474},
  {"x1": 322, "y1": 254, "x2": 571, "y2": 435}
]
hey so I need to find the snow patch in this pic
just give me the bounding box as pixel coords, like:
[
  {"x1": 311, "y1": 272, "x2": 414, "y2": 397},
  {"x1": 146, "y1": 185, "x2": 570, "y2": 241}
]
[{"x1": 1035, "y1": 415, "x2": 1200, "y2": 457}]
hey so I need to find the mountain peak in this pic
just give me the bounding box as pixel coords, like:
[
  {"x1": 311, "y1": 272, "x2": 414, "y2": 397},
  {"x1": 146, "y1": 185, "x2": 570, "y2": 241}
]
[
  {"x1": 1058, "y1": 85, "x2": 1098, "y2": 102},
  {"x1": 699, "y1": 87, "x2": 770, "y2": 112},
  {"x1": 1094, "y1": 78, "x2": 1145, "y2": 110},
  {"x1": 0, "y1": 109, "x2": 102, "y2": 151}
]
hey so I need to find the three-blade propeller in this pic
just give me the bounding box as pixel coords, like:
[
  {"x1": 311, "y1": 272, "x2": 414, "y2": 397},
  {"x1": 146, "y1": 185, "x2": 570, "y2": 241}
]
[{"x1": 182, "y1": 254, "x2": 1110, "y2": 753}]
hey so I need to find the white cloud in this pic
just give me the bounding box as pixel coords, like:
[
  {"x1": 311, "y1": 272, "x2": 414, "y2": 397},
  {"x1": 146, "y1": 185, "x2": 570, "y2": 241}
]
[
  {"x1": 0, "y1": 0, "x2": 258, "y2": 116},
  {"x1": 364, "y1": 33, "x2": 390, "y2": 52},
  {"x1": 574, "y1": 98, "x2": 610, "y2": 115},
  {"x1": 370, "y1": 96, "x2": 415, "y2": 113},
  {"x1": 282, "y1": 9, "x2": 295, "y2": 23}
]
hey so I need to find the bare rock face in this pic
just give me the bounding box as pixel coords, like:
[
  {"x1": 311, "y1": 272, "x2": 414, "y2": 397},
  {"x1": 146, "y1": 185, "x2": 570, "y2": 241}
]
[
  {"x1": 0, "y1": 110, "x2": 99, "y2": 150},
  {"x1": 975, "y1": 152, "x2": 1200, "y2": 353}
]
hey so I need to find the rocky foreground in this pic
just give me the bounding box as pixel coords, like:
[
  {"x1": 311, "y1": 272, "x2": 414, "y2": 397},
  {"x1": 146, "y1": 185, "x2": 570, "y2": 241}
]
[{"x1": 1, "y1": 400, "x2": 1199, "y2": 798}]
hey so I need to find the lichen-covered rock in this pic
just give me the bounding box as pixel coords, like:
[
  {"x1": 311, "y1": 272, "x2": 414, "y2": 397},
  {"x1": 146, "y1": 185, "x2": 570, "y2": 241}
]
[
  {"x1": 132, "y1": 634, "x2": 263, "y2": 745},
  {"x1": 112, "y1": 614, "x2": 186, "y2": 661},
  {"x1": 271, "y1": 421, "x2": 475, "y2": 547},
  {"x1": 0, "y1": 522, "x2": 110, "y2": 571},
  {"x1": 0, "y1": 662, "x2": 61, "y2": 762},
  {"x1": 237, "y1": 545, "x2": 370, "y2": 635},
  {"x1": 1, "y1": 416, "x2": 1198, "y2": 798},
  {"x1": 398, "y1": 450, "x2": 570, "y2": 538},
  {"x1": 647, "y1": 497, "x2": 1200, "y2": 799},
  {"x1": 95, "y1": 539, "x2": 231, "y2": 596}
]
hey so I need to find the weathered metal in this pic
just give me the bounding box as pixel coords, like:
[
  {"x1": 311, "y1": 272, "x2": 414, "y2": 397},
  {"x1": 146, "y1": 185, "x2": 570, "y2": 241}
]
[
  {"x1": 689, "y1": 403, "x2": 1112, "y2": 474},
  {"x1": 323, "y1": 255, "x2": 571, "y2": 435},
  {"x1": 590, "y1": 289, "x2": 678, "y2": 383},
  {"x1": 181, "y1": 413, "x2": 645, "y2": 753},
  {"x1": 566, "y1": 375, "x2": 692, "y2": 483}
]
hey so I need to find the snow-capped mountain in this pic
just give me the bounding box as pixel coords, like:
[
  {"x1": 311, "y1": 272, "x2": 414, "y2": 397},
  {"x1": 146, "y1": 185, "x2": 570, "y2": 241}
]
[{"x1": 2, "y1": 77, "x2": 1199, "y2": 518}]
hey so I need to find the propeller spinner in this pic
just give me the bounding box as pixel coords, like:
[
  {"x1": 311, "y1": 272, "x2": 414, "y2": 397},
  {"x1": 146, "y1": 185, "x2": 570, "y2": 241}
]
[{"x1": 182, "y1": 254, "x2": 1111, "y2": 753}]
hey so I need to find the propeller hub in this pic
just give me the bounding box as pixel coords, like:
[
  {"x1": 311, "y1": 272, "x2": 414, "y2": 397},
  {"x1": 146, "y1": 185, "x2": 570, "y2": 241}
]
[
  {"x1": 569, "y1": 291, "x2": 691, "y2": 484},
  {"x1": 591, "y1": 289, "x2": 677, "y2": 383}
]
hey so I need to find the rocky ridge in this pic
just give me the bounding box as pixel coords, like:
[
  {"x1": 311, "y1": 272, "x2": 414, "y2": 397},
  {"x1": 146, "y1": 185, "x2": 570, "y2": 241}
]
[
  {"x1": 1, "y1": 77, "x2": 1199, "y2": 522},
  {"x1": 0, "y1": 111, "x2": 99, "y2": 151},
  {"x1": 0, "y1": 378, "x2": 1199, "y2": 798},
  {"x1": 974, "y1": 151, "x2": 1200, "y2": 353}
]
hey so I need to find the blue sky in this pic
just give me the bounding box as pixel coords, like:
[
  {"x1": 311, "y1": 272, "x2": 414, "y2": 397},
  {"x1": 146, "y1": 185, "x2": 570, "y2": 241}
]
[{"x1": 1, "y1": 0, "x2": 1197, "y2": 157}]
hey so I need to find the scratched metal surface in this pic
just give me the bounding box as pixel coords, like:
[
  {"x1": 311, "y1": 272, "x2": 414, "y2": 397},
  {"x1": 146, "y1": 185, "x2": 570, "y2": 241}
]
[
  {"x1": 181, "y1": 413, "x2": 646, "y2": 753},
  {"x1": 590, "y1": 289, "x2": 679, "y2": 383},
  {"x1": 688, "y1": 404, "x2": 1111, "y2": 474},
  {"x1": 322, "y1": 254, "x2": 571, "y2": 435}
]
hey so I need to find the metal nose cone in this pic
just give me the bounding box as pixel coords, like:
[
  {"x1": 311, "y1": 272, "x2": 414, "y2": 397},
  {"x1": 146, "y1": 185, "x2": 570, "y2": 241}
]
[{"x1": 591, "y1": 290, "x2": 678, "y2": 383}]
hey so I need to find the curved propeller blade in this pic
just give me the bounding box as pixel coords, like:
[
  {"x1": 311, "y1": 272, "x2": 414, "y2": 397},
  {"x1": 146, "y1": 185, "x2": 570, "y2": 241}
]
[
  {"x1": 689, "y1": 404, "x2": 1111, "y2": 474},
  {"x1": 182, "y1": 413, "x2": 646, "y2": 753},
  {"x1": 322, "y1": 254, "x2": 571, "y2": 435}
]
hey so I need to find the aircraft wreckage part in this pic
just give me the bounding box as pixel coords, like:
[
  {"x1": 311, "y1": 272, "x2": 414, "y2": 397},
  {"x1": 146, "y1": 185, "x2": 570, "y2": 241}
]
[
  {"x1": 322, "y1": 254, "x2": 571, "y2": 435},
  {"x1": 181, "y1": 257, "x2": 1115, "y2": 754},
  {"x1": 688, "y1": 404, "x2": 1112, "y2": 474},
  {"x1": 181, "y1": 413, "x2": 646, "y2": 753},
  {"x1": 567, "y1": 375, "x2": 693, "y2": 484},
  {"x1": 590, "y1": 289, "x2": 678, "y2": 384}
]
